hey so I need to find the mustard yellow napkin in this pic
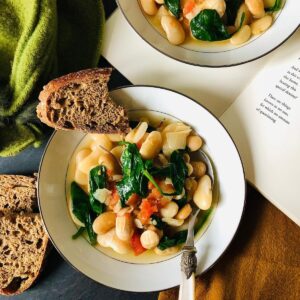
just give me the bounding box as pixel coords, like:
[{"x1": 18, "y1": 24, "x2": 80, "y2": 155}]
[{"x1": 159, "y1": 187, "x2": 300, "y2": 300}]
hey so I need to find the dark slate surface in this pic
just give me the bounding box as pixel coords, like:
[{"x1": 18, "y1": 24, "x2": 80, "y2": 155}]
[{"x1": 0, "y1": 1, "x2": 157, "y2": 299}]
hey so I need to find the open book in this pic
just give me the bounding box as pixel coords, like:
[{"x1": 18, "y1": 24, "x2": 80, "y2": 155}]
[{"x1": 103, "y1": 10, "x2": 300, "y2": 225}]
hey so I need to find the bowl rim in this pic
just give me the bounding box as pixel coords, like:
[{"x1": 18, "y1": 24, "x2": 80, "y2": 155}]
[
  {"x1": 37, "y1": 85, "x2": 247, "y2": 291},
  {"x1": 116, "y1": 0, "x2": 299, "y2": 68}
]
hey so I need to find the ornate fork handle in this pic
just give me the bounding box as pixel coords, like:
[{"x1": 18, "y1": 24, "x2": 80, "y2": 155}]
[{"x1": 181, "y1": 245, "x2": 197, "y2": 279}]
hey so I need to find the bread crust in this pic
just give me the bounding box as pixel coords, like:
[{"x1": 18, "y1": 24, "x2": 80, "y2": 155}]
[{"x1": 37, "y1": 68, "x2": 115, "y2": 130}]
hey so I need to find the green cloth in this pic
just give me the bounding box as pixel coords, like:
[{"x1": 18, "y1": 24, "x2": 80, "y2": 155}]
[{"x1": 0, "y1": 0, "x2": 105, "y2": 156}]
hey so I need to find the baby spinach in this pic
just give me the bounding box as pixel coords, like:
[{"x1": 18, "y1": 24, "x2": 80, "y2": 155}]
[
  {"x1": 190, "y1": 9, "x2": 230, "y2": 41},
  {"x1": 71, "y1": 181, "x2": 97, "y2": 244},
  {"x1": 151, "y1": 150, "x2": 188, "y2": 195},
  {"x1": 225, "y1": 0, "x2": 243, "y2": 25},
  {"x1": 158, "y1": 230, "x2": 188, "y2": 250},
  {"x1": 89, "y1": 165, "x2": 107, "y2": 214},
  {"x1": 165, "y1": 0, "x2": 181, "y2": 19},
  {"x1": 151, "y1": 214, "x2": 164, "y2": 230},
  {"x1": 266, "y1": 0, "x2": 282, "y2": 12}
]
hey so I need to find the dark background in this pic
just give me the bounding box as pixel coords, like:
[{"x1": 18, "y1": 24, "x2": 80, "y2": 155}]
[{"x1": 0, "y1": 1, "x2": 255, "y2": 299}]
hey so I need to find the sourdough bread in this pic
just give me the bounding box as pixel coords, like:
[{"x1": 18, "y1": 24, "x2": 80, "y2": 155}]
[
  {"x1": 37, "y1": 68, "x2": 130, "y2": 134},
  {"x1": 0, "y1": 213, "x2": 49, "y2": 295},
  {"x1": 0, "y1": 175, "x2": 37, "y2": 215}
]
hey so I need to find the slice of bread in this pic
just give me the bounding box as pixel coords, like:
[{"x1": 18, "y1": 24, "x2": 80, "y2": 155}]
[
  {"x1": 37, "y1": 68, "x2": 130, "y2": 134},
  {"x1": 0, "y1": 213, "x2": 49, "y2": 295},
  {"x1": 0, "y1": 175, "x2": 37, "y2": 215}
]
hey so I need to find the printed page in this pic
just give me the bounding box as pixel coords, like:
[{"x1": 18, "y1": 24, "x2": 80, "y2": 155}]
[{"x1": 221, "y1": 30, "x2": 300, "y2": 225}]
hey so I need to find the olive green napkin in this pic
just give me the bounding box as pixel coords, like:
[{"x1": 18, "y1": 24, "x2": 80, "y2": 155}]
[{"x1": 0, "y1": 0, "x2": 105, "y2": 156}]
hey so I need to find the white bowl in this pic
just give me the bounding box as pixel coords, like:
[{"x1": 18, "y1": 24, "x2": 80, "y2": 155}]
[
  {"x1": 38, "y1": 86, "x2": 245, "y2": 292},
  {"x1": 117, "y1": 0, "x2": 299, "y2": 67}
]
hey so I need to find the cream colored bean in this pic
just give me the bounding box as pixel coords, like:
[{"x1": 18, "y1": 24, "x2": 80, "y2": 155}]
[
  {"x1": 115, "y1": 214, "x2": 134, "y2": 241},
  {"x1": 230, "y1": 25, "x2": 251, "y2": 45},
  {"x1": 141, "y1": 0, "x2": 158, "y2": 15},
  {"x1": 162, "y1": 218, "x2": 184, "y2": 227},
  {"x1": 245, "y1": 0, "x2": 265, "y2": 18},
  {"x1": 250, "y1": 15, "x2": 272, "y2": 35},
  {"x1": 110, "y1": 145, "x2": 124, "y2": 162},
  {"x1": 187, "y1": 135, "x2": 203, "y2": 152},
  {"x1": 160, "y1": 201, "x2": 179, "y2": 218},
  {"x1": 97, "y1": 228, "x2": 114, "y2": 247},
  {"x1": 185, "y1": 177, "x2": 198, "y2": 199},
  {"x1": 186, "y1": 163, "x2": 193, "y2": 176},
  {"x1": 76, "y1": 148, "x2": 91, "y2": 165},
  {"x1": 235, "y1": 3, "x2": 252, "y2": 28},
  {"x1": 93, "y1": 212, "x2": 116, "y2": 235},
  {"x1": 140, "y1": 131, "x2": 162, "y2": 160},
  {"x1": 191, "y1": 161, "x2": 207, "y2": 178},
  {"x1": 98, "y1": 153, "x2": 121, "y2": 174},
  {"x1": 161, "y1": 15, "x2": 185, "y2": 45},
  {"x1": 156, "y1": 4, "x2": 169, "y2": 20},
  {"x1": 183, "y1": 153, "x2": 190, "y2": 163},
  {"x1": 125, "y1": 122, "x2": 148, "y2": 143},
  {"x1": 140, "y1": 230, "x2": 160, "y2": 249},
  {"x1": 193, "y1": 175, "x2": 213, "y2": 210},
  {"x1": 106, "y1": 134, "x2": 124, "y2": 142},
  {"x1": 90, "y1": 134, "x2": 113, "y2": 151},
  {"x1": 158, "y1": 153, "x2": 169, "y2": 166},
  {"x1": 155, "y1": 0, "x2": 164, "y2": 4},
  {"x1": 78, "y1": 149, "x2": 101, "y2": 174},
  {"x1": 74, "y1": 169, "x2": 88, "y2": 186},
  {"x1": 176, "y1": 204, "x2": 192, "y2": 220},
  {"x1": 154, "y1": 245, "x2": 180, "y2": 256}
]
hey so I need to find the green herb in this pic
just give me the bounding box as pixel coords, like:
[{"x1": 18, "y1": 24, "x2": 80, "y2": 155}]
[
  {"x1": 266, "y1": 0, "x2": 282, "y2": 12},
  {"x1": 71, "y1": 181, "x2": 97, "y2": 245},
  {"x1": 151, "y1": 214, "x2": 164, "y2": 230},
  {"x1": 72, "y1": 227, "x2": 85, "y2": 240},
  {"x1": 238, "y1": 12, "x2": 245, "y2": 31},
  {"x1": 225, "y1": 0, "x2": 243, "y2": 25},
  {"x1": 158, "y1": 230, "x2": 188, "y2": 250},
  {"x1": 165, "y1": 0, "x2": 181, "y2": 19},
  {"x1": 151, "y1": 150, "x2": 188, "y2": 195},
  {"x1": 190, "y1": 9, "x2": 231, "y2": 41},
  {"x1": 89, "y1": 165, "x2": 107, "y2": 214}
]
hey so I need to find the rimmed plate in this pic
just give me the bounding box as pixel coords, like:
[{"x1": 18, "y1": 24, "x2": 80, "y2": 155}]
[
  {"x1": 38, "y1": 86, "x2": 246, "y2": 292},
  {"x1": 117, "y1": 0, "x2": 299, "y2": 67}
]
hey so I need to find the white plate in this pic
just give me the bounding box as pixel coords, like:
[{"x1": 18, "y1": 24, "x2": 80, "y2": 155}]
[
  {"x1": 117, "y1": 0, "x2": 299, "y2": 67},
  {"x1": 38, "y1": 86, "x2": 246, "y2": 292}
]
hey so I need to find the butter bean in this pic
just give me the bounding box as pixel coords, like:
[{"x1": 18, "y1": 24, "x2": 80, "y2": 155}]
[
  {"x1": 245, "y1": 0, "x2": 265, "y2": 18},
  {"x1": 160, "y1": 201, "x2": 179, "y2": 218},
  {"x1": 193, "y1": 175, "x2": 213, "y2": 210},
  {"x1": 140, "y1": 230, "x2": 160, "y2": 249},
  {"x1": 235, "y1": 3, "x2": 252, "y2": 28},
  {"x1": 162, "y1": 218, "x2": 184, "y2": 227},
  {"x1": 187, "y1": 135, "x2": 203, "y2": 152},
  {"x1": 115, "y1": 214, "x2": 134, "y2": 241},
  {"x1": 161, "y1": 15, "x2": 185, "y2": 45},
  {"x1": 250, "y1": 15, "x2": 272, "y2": 35},
  {"x1": 141, "y1": 0, "x2": 158, "y2": 16},
  {"x1": 93, "y1": 212, "x2": 116, "y2": 235},
  {"x1": 191, "y1": 161, "x2": 207, "y2": 178},
  {"x1": 140, "y1": 131, "x2": 162, "y2": 160},
  {"x1": 98, "y1": 153, "x2": 121, "y2": 174},
  {"x1": 230, "y1": 25, "x2": 251, "y2": 45},
  {"x1": 176, "y1": 204, "x2": 192, "y2": 220}
]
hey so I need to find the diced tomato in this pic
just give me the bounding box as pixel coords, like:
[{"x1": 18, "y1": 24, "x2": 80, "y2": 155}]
[
  {"x1": 183, "y1": 0, "x2": 196, "y2": 16},
  {"x1": 106, "y1": 169, "x2": 113, "y2": 177},
  {"x1": 136, "y1": 140, "x2": 143, "y2": 149},
  {"x1": 126, "y1": 193, "x2": 140, "y2": 207},
  {"x1": 139, "y1": 199, "x2": 158, "y2": 224},
  {"x1": 148, "y1": 181, "x2": 155, "y2": 190},
  {"x1": 149, "y1": 187, "x2": 161, "y2": 199},
  {"x1": 107, "y1": 185, "x2": 120, "y2": 209},
  {"x1": 131, "y1": 232, "x2": 146, "y2": 256}
]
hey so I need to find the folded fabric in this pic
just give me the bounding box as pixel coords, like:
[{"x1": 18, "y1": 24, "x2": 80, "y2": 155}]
[
  {"x1": 159, "y1": 187, "x2": 300, "y2": 300},
  {"x1": 0, "y1": 0, "x2": 105, "y2": 156}
]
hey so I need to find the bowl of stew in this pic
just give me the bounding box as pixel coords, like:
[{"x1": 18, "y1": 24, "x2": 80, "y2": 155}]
[
  {"x1": 117, "y1": 0, "x2": 299, "y2": 67},
  {"x1": 38, "y1": 86, "x2": 246, "y2": 291}
]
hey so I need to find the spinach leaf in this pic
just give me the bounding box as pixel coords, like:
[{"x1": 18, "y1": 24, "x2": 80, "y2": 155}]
[
  {"x1": 89, "y1": 165, "x2": 107, "y2": 214},
  {"x1": 117, "y1": 142, "x2": 148, "y2": 206},
  {"x1": 266, "y1": 0, "x2": 282, "y2": 12},
  {"x1": 71, "y1": 181, "x2": 97, "y2": 244},
  {"x1": 158, "y1": 230, "x2": 188, "y2": 250},
  {"x1": 190, "y1": 9, "x2": 230, "y2": 41},
  {"x1": 151, "y1": 150, "x2": 188, "y2": 195},
  {"x1": 151, "y1": 214, "x2": 164, "y2": 230},
  {"x1": 72, "y1": 227, "x2": 85, "y2": 240},
  {"x1": 165, "y1": 0, "x2": 181, "y2": 19},
  {"x1": 225, "y1": 0, "x2": 243, "y2": 25}
]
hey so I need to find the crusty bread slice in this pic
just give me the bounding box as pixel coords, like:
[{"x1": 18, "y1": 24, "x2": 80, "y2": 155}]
[
  {"x1": 0, "y1": 213, "x2": 49, "y2": 295},
  {"x1": 36, "y1": 68, "x2": 130, "y2": 134},
  {"x1": 0, "y1": 175, "x2": 37, "y2": 215}
]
